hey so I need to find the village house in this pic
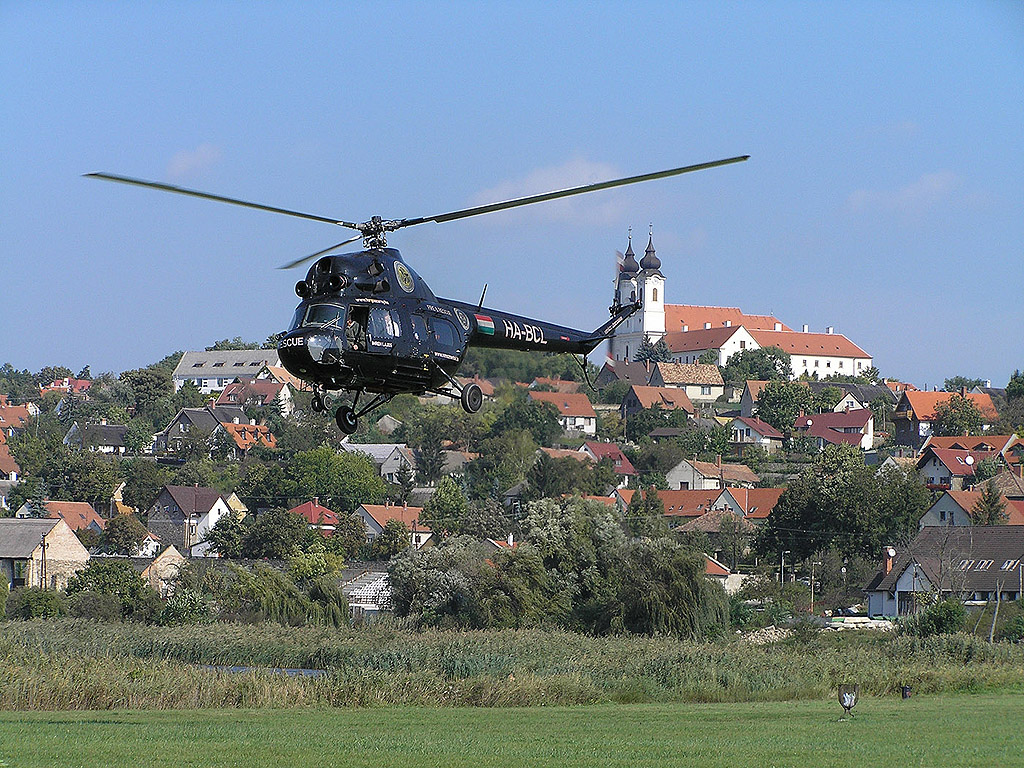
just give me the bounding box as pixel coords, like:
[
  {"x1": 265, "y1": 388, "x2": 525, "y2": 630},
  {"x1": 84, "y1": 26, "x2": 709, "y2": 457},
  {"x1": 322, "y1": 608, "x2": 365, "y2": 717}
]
[
  {"x1": 289, "y1": 498, "x2": 340, "y2": 536},
  {"x1": 918, "y1": 490, "x2": 1024, "y2": 528},
  {"x1": 648, "y1": 362, "x2": 726, "y2": 403},
  {"x1": 528, "y1": 391, "x2": 598, "y2": 435},
  {"x1": 216, "y1": 378, "x2": 294, "y2": 417},
  {"x1": 155, "y1": 405, "x2": 248, "y2": 453},
  {"x1": 920, "y1": 434, "x2": 1021, "y2": 465},
  {"x1": 914, "y1": 447, "x2": 993, "y2": 491},
  {"x1": 0, "y1": 443, "x2": 20, "y2": 484},
  {"x1": 0, "y1": 395, "x2": 34, "y2": 438},
  {"x1": 354, "y1": 502, "x2": 432, "y2": 550},
  {"x1": 578, "y1": 441, "x2": 635, "y2": 488},
  {"x1": 712, "y1": 487, "x2": 786, "y2": 523},
  {"x1": 595, "y1": 359, "x2": 652, "y2": 389},
  {"x1": 793, "y1": 409, "x2": 874, "y2": 450},
  {"x1": 620, "y1": 385, "x2": 694, "y2": 420},
  {"x1": 665, "y1": 456, "x2": 759, "y2": 491},
  {"x1": 618, "y1": 488, "x2": 721, "y2": 520},
  {"x1": 341, "y1": 442, "x2": 416, "y2": 484},
  {"x1": 529, "y1": 377, "x2": 582, "y2": 393},
  {"x1": 146, "y1": 485, "x2": 233, "y2": 557},
  {"x1": 171, "y1": 350, "x2": 281, "y2": 394},
  {"x1": 211, "y1": 421, "x2": 277, "y2": 458},
  {"x1": 729, "y1": 417, "x2": 784, "y2": 455},
  {"x1": 39, "y1": 377, "x2": 91, "y2": 396},
  {"x1": 15, "y1": 500, "x2": 106, "y2": 535},
  {"x1": 63, "y1": 420, "x2": 129, "y2": 454},
  {"x1": 892, "y1": 390, "x2": 999, "y2": 449},
  {"x1": 0, "y1": 518, "x2": 90, "y2": 590},
  {"x1": 866, "y1": 526, "x2": 1024, "y2": 617}
]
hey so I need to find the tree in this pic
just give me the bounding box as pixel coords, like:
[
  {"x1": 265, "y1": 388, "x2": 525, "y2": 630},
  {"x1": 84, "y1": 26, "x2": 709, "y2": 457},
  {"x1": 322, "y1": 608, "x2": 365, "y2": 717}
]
[
  {"x1": 102, "y1": 513, "x2": 148, "y2": 555},
  {"x1": 756, "y1": 380, "x2": 813, "y2": 435},
  {"x1": 625, "y1": 488, "x2": 667, "y2": 538},
  {"x1": 969, "y1": 457, "x2": 1001, "y2": 489},
  {"x1": 812, "y1": 385, "x2": 844, "y2": 413},
  {"x1": 634, "y1": 336, "x2": 671, "y2": 363},
  {"x1": 420, "y1": 476, "x2": 468, "y2": 537},
  {"x1": 933, "y1": 393, "x2": 984, "y2": 436},
  {"x1": 286, "y1": 444, "x2": 386, "y2": 513},
  {"x1": 461, "y1": 498, "x2": 514, "y2": 539},
  {"x1": 490, "y1": 393, "x2": 562, "y2": 447},
  {"x1": 202, "y1": 510, "x2": 249, "y2": 557},
  {"x1": 1007, "y1": 370, "x2": 1024, "y2": 402},
  {"x1": 720, "y1": 346, "x2": 791, "y2": 385},
  {"x1": 697, "y1": 350, "x2": 719, "y2": 366},
  {"x1": 372, "y1": 519, "x2": 410, "y2": 559},
  {"x1": 393, "y1": 462, "x2": 416, "y2": 503},
  {"x1": 943, "y1": 376, "x2": 985, "y2": 393},
  {"x1": 416, "y1": 432, "x2": 446, "y2": 485},
  {"x1": 65, "y1": 560, "x2": 160, "y2": 620},
  {"x1": 241, "y1": 508, "x2": 308, "y2": 559},
  {"x1": 971, "y1": 480, "x2": 1008, "y2": 525},
  {"x1": 206, "y1": 336, "x2": 260, "y2": 351}
]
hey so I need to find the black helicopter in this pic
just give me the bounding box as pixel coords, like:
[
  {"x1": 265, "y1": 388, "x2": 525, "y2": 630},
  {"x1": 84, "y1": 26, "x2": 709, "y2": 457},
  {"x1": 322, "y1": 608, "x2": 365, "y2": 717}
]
[{"x1": 87, "y1": 155, "x2": 747, "y2": 433}]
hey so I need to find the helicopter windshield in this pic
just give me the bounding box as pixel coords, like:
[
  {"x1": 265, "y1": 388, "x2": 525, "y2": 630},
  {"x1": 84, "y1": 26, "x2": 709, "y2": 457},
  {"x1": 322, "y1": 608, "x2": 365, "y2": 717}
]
[{"x1": 303, "y1": 304, "x2": 344, "y2": 328}]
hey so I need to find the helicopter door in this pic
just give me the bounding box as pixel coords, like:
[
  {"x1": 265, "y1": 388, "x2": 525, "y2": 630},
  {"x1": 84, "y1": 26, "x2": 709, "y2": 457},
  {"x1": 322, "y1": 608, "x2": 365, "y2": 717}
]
[
  {"x1": 365, "y1": 307, "x2": 400, "y2": 354},
  {"x1": 409, "y1": 313, "x2": 429, "y2": 359}
]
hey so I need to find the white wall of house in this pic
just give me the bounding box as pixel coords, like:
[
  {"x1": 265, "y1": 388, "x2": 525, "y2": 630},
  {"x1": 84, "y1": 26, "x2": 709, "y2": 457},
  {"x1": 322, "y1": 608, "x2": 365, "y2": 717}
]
[
  {"x1": 790, "y1": 354, "x2": 873, "y2": 379},
  {"x1": 560, "y1": 415, "x2": 597, "y2": 435},
  {"x1": 919, "y1": 494, "x2": 972, "y2": 528},
  {"x1": 666, "y1": 459, "x2": 719, "y2": 491},
  {"x1": 189, "y1": 498, "x2": 232, "y2": 557}
]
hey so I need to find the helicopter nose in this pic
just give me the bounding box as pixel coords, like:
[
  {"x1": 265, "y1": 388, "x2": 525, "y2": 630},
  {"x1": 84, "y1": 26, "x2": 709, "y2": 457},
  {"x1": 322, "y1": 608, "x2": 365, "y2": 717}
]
[{"x1": 278, "y1": 331, "x2": 344, "y2": 377}]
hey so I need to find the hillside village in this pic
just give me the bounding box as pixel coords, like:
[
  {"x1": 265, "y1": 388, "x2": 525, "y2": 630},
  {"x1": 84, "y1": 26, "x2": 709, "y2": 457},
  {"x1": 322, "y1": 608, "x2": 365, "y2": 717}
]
[{"x1": 1, "y1": 240, "x2": 1023, "y2": 630}]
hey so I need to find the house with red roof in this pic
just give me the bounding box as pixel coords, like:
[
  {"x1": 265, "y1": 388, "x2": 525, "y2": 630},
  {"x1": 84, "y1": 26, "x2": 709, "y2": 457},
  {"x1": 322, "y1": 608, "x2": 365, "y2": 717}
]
[
  {"x1": 730, "y1": 417, "x2": 784, "y2": 455},
  {"x1": 146, "y1": 485, "x2": 233, "y2": 557},
  {"x1": 578, "y1": 441, "x2": 635, "y2": 487},
  {"x1": 665, "y1": 456, "x2": 759, "y2": 491},
  {"x1": 528, "y1": 391, "x2": 597, "y2": 435},
  {"x1": 793, "y1": 409, "x2": 874, "y2": 450},
  {"x1": 213, "y1": 421, "x2": 278, "y2": 457},
  {"x1": 216, "y1": 378, "x2": 293, "y2": 416},
  {"x1": 915, "y1": 446, "x2": 994, "y2": 491},
  {"x1": 289, "y1": 498, "x2": 340, "y2": 535},
  {"x1": 0, "y1": 395, "x2": 33, "y2": 438},
  {"x1": 40, "y1": 377, "x2": 92, "y2": 396},
  {"x1": 648, "y1": 362, "x2": 725, "y2": 403},
  {"x1": 355, "y1": 502, "x2": 432, "y2": 550},
  {"x1": 893, "y1": 390, "x2": 999, "y2": 449},
  {"x1": 15, "y1": 500, "x2": 106, "y2": 535},
  {"x1": 919, "y1": 490, "x2": 1024, "y2": 527},
  {"x1": 0, "y1": 444, "x2": 20, "y2": 482},
  {"x1": 620, "y1": 385, "x2": 694, "y2": 420},
  {"x1": 713, "y1": 487, "x2": 786, "y2": 521}
]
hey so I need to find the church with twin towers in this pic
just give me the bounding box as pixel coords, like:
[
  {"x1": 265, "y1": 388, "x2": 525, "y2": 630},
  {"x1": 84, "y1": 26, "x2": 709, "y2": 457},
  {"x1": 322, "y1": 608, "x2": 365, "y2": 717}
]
[{"x1": 609, "y1": 230, "x2": 873, "y2": 380}]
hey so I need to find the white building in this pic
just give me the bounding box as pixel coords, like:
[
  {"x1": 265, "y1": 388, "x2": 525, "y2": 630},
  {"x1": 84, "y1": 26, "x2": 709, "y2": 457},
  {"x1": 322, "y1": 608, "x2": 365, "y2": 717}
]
[{"x1": 172, "y1": 350, "x2": 281, "y2": 394}]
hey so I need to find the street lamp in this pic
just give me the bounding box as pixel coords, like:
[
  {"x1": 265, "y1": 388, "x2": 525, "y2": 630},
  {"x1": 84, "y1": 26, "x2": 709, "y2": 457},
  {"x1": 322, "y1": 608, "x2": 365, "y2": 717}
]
[{"x1": 781, "y1": 550, "x2": 791, "y2": 584}]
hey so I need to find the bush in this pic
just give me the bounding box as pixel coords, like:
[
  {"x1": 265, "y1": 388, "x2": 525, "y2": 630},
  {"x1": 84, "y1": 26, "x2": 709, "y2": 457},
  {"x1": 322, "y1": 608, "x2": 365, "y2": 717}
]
[
  {"x1": 5, "y1": 587, "x2": 67, "y2": 619},
  {"x1": 159, "y1": 587, "x2": 210, "y2": 626},
  {"x1": 66, "y1": 560, "x2": 162, "y2": 621},
  {"x1": 0, "y1": 575, "x2": 7, "y2": 616},
  {"x1": 68, "y1": 591, "x2": 123, "y2": 621},
  {"x1": 900, "y1": 599, "x2": 967, "y2": 638},
  {"x1": 997, "y1": 614, "x2": 1024, "y2": 644}
]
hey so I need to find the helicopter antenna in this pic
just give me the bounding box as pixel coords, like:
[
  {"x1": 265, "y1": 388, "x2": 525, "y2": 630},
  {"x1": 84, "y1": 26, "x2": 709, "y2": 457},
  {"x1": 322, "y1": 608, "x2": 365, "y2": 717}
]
[
  {"x1": 86, "y1": 155, "x2": 749, "y2": 270},
  {"x1": 477, "y1": 283, "x2": 488, "y2": 311}
]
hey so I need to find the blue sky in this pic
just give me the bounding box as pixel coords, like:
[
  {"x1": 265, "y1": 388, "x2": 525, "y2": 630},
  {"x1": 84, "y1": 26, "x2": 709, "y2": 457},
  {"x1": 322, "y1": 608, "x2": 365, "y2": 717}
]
[{"x1": 2, "y1": 2, "x2": 1022, "y2": 389}]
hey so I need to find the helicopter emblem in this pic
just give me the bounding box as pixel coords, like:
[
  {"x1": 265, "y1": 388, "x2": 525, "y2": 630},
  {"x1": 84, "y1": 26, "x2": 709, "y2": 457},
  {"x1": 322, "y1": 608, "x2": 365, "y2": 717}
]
[{"x1": 87, "y1": 155, "x2": 748, "y2": 433}]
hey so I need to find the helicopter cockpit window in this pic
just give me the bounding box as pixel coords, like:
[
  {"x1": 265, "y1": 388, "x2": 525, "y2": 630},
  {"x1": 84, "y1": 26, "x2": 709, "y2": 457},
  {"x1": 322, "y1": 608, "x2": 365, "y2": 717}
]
[
  {"x1": 367, "y1": 308, "x2": 400, "y2": 344},
  {"x1": 429, "y1": 317, "x2": 458, "y2": 349},
  {"x1": 288, "y1": 307, "x2": 305, "y2": 331},
  {"x1": 303, "y1": 304, "x2": 344, "y2": 328}
]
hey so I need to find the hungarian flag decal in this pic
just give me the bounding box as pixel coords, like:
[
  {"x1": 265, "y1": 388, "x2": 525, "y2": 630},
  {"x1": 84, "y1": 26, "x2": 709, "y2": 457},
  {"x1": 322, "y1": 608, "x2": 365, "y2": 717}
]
[{"x1": 474, "y1": 314, "x2": 495, "y2": 335}]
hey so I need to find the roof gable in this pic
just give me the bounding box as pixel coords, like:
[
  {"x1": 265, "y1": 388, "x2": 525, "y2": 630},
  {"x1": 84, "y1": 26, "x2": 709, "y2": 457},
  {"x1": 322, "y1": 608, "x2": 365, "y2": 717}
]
[
  {"x1": 664, "y1": 305, "x2": 789, "y2": 333},
  {"x1": 652, "y1": 362, "x2": 724, "y2": 386},
  {"x1": 902, "y1": 391, "x2": 999, "y2": 421},
  {"x1": 163, "y1": 485, "x2": 226, "y2": 515},
  {"x1": 528, "y1": 391, "x2": 597, "y2": 418},
  {"x1": 626, "y1": 385, "x2": 695, "y2": 413}
]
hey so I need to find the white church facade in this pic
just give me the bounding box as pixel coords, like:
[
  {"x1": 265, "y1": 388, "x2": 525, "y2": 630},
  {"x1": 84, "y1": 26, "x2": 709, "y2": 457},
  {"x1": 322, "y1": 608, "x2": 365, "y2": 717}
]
[{"x1": 609, "y1": 233, "x2": 872, "y2": 379}]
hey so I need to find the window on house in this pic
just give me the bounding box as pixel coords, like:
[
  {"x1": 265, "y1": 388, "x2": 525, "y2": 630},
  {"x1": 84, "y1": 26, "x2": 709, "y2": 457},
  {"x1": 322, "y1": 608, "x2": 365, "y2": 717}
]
[
  {"x1": 213, "y1": 362, "x2": 224, "y2": 368},
  {"x1": 652, "y1": 288, "x2": 658, "y2": 302},
  {"x1": 701, "y1": 386, "x2": 712, "y2": 395},
  {"x1": 802, "y1": 359, "x2": 807, "y2": 367},
  {"x1": 939, "y1": 510, "x2": 946, "y2": 521},
  {"x1": 826, "y1": 361, "x2": 831, "y2": 368},
  {"x1": 814, "y1": 360, "x2": 819, "y2": 367},
  {"x1": 740, "y1": 340, "x2": 746, "y2": 349},
  {"x1": 192, "y1": 362, "x2": 204, "y2": 368},
  {"x1": 839, "y1": 361, "x2": 844, "y2": 368}
]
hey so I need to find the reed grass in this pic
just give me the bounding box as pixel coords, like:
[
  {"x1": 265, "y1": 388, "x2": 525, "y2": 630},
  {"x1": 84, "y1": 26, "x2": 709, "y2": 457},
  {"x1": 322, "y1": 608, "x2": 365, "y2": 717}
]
[{"x1": 1, "y1": 619, "x2": 1022, "y2": 709}]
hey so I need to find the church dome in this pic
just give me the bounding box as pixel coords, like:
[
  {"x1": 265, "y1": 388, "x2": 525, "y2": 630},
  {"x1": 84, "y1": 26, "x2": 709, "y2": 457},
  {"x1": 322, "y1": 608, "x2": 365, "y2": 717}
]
[
  {"x1": 640, "y1": 234, "x2": 661, "y2": 272},
  {"x1": 620, "y1": 235, "x2": 640, "y2": 275}
]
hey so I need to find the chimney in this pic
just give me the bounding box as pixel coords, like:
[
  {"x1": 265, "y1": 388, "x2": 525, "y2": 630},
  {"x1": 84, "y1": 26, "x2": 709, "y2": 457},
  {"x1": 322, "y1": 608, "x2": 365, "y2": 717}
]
[
  {"x1": 724, "y1": 320, "x2": 731, "y2": 327},
  {"x1": 233, "y1": 417, "x2": 240, "y2": 424},
  {"x1": 961, "y1": 387, "x2": 968, "y2": 398},
  {"x1": 826, "y1": 326, "x2": 834, "y2": 335},
  {"x1": 682, "y1": 324, "x2": 688, "y2": 332},
  {"x1": 802, "y1": 324, "x2": 809, "y2": 333},
  {"x1": 716, "y1": 455, "x2": 722, "y2": 468},
  {"x1": 314, "y1": 497, "x2": 319, "y2": 507},
  {"x1": 100, "y1": 418, "x2": 107, "y2": 425},
  {"x1": 507, "y1": 532, "x2": 514, "y2": 547},
  {"x1": 884, "y1": 548, "x2": 895, "y2": 575},
  {"x1": 774, "y1": 322, "x2": 782, "y2": 331}
]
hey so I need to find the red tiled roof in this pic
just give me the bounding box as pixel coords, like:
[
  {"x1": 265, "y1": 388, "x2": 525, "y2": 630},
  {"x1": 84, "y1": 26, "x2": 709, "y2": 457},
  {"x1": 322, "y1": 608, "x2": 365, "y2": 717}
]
[
  {"x1": 901, "y1": 391, "x2": 999, "y2": 422},
  {"x1": 704, "y1": 553, "x2": 732, "y2": 576},
  {"x1": 216, "y1": 380, "x2": 285, "y2": 408},
  {"x1": 0, "y1": 444, "x2": 20, "y2": 476},
  {"x1": 540, "y1": 447, "x2": 593, "y2": 462},
  {"x1": 917, "y1": 447, "x2": 990, "y2": 477},
  {"x1": 720, "y1": 487, "x2": 786, "y2": 519},
  {"x1": 289, "y1": 500, "x2": 340, "y2": 527},
  {"x1": 43, "y1": 500, "x2": 105, "y2": 531},
  {"x1": 665, "y1": 305, "x2": 789, "y2": 333},
  {"x1": 531, "y1": 377, "x2": 582, "y2": 393},
  {"x1": 220, "y1": 422, "x2": 277, "y2": 451},
  {"x1": 747, "y1": 329, "x2": 870, "y2": 358},
  {"x1": 688, "y1": 460, "x2": 760, "y2": 485},
  {"x1": 528, "y1": 391, "x2": 597, "y2": 418},
  {"x1": 663, "y1": 326, "x2": 741, "y2": 354},
  {"x1": 732, "y1": 417, "x2": 784, "y2": 440},
  {"x1": 0, "y1": 400, "x2": 32, "y2": 432},
  {"x1": 648, "y1": 489, "x2": 721, "y2": 517},
  {"x1": 945, "y1": 490, "x2": 1024, "y2": 525},
  {"x1": 627, "y1": 385, "x2": 695, "y2": 413},
  {"x1": 794, "y1": 410, "x2": 871, "y2": 431},
  {"x1": 580, "y1": 441, "x2": 636, "y2": 475},
  {"x1": 922, "y1": 435, "x2": 1016, "y2": 454},
  {"x1": 359, "y1": 503, "x2": 428, "y2": 531}
]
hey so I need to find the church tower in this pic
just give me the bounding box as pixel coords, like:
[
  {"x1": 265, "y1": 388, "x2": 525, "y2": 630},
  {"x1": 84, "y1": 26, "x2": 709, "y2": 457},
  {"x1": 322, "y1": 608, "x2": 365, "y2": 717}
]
[{"x1": 610, "y1": 228, "x2": 665, "y2": 361}]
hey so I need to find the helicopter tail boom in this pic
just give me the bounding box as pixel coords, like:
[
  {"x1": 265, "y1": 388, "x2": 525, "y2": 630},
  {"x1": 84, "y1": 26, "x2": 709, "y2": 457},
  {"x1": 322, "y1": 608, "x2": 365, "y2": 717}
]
[{"x1": 444, "y1": 299, "x2": 641, "y2": 356}]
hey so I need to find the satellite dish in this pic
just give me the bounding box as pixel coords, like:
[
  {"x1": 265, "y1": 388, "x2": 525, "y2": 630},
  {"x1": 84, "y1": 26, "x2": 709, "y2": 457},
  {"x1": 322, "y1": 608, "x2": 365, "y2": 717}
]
[
  {"x1": 806, "y1": 419, "x2": 813, "y2": 426},
  {"x1": 886, "y1": 546, "x2": 896, "y2": 558},
  {"x1": 965, "y1": 455, "x2": 975, "y2": 465}
]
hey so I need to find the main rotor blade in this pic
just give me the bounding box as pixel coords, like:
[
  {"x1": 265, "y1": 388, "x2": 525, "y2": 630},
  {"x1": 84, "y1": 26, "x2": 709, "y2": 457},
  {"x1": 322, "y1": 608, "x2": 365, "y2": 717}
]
[
  {"x1": 277, "y1": 233, "x2": 364, "y2": 270},
  {"x1": 84, "y1": 172, "x2": 362, "y2": 229},
  {"x1": 395, "y1": 155, "x2": 749, "y2": 229}
]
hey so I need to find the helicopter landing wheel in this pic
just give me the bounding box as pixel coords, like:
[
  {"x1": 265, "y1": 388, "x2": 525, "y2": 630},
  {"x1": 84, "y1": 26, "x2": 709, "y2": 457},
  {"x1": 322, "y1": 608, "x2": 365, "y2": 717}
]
[
  {"x1": 335, "y1": 404, "x2": 358, "y2": 434},
  {"x1": 460, "y1": 382, "x2": 483, "y2": 414},
  {"x1": 311, "y1": 391, "x2": 326, "y2": 413}
]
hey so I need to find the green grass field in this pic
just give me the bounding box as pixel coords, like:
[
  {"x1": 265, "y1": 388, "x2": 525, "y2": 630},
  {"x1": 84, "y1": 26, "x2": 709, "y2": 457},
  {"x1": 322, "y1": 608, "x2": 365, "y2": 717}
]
[{"x1": 1, "y1": 694, "x2": 1022, "y2": 768}]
